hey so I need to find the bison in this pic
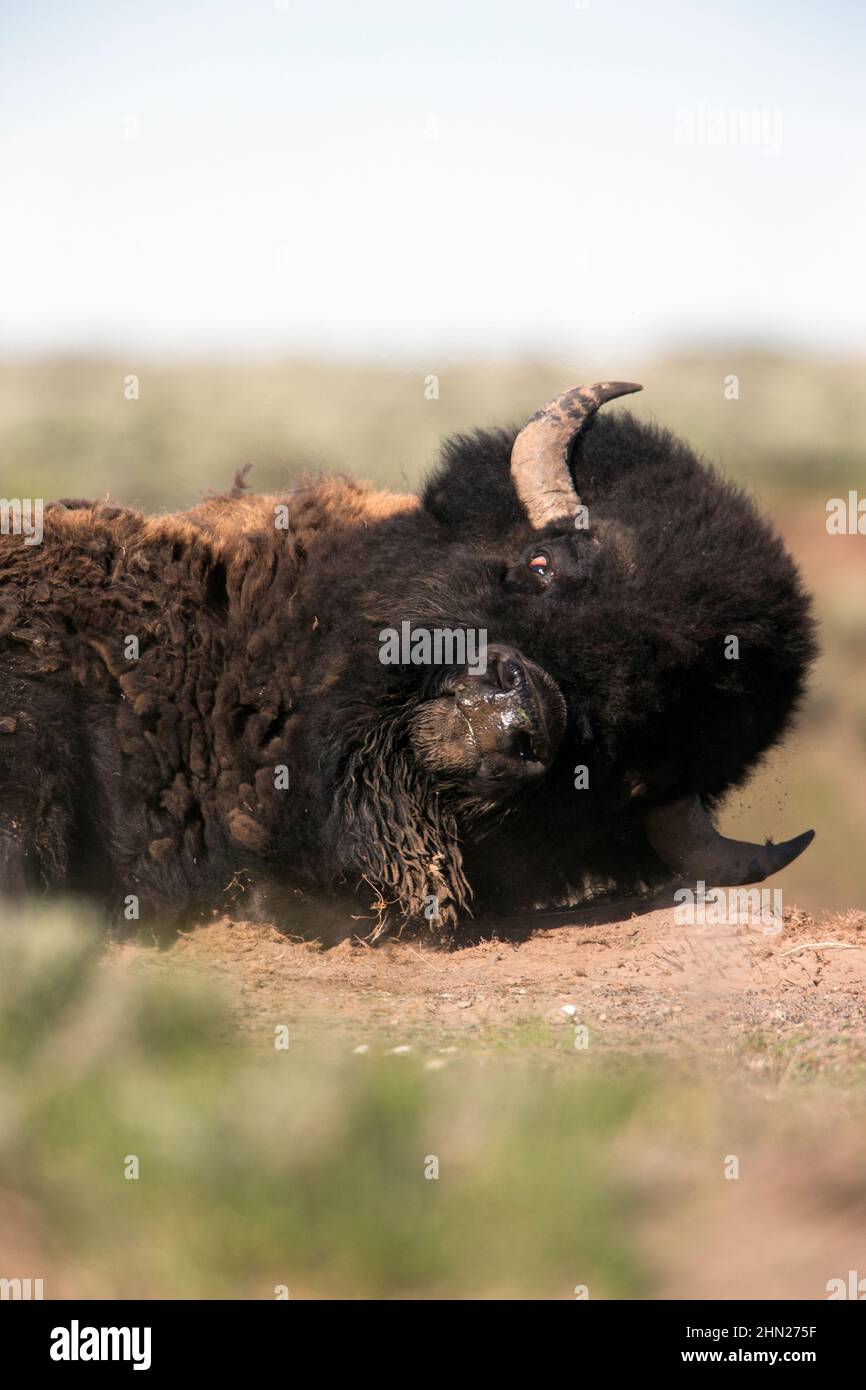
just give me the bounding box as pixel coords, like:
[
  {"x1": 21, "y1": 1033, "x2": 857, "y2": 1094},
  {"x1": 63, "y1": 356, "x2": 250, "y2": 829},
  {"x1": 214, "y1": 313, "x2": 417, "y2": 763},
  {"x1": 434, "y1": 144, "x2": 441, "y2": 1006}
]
[{"x1": 0, "y1": 382, "x2": 816, "y2": 938}]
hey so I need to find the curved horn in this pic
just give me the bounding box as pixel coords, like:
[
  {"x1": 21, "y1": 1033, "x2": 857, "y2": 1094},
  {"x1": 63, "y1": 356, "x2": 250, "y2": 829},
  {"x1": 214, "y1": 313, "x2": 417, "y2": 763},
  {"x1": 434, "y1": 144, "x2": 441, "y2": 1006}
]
[
  {"x1": 642, "y1": 795, "x2": 814, "y2": 886},
  {"x1": 510, "y1": 381, "x2": 643, "y2": 530}
]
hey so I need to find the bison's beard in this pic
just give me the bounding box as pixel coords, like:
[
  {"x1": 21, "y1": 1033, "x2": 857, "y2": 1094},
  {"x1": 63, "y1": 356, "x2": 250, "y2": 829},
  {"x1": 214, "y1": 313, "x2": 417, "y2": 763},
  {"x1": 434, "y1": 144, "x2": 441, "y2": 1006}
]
[
  {"x1": 327, "y1": 649, "x2": 566, "y2": 937},
  {"x1": 329, "y1": 711, "x2": 471, "y2": 938}
]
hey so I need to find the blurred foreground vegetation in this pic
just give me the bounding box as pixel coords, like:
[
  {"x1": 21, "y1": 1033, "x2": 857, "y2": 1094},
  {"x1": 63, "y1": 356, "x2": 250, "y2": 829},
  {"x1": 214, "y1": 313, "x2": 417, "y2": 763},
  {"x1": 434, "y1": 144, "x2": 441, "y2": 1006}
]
[
  {"x1": 1, "y1": 907, "x2": 866, "y2": 1300},
  {"x1": 0, "y1": 909, "x2": 646, "y2": 1298}
]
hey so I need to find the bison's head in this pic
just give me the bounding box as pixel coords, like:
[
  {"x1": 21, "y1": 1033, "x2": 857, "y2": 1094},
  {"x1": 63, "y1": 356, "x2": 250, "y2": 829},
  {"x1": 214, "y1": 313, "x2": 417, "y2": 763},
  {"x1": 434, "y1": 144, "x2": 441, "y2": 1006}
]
[
  {"x1": 409, "y1": 382, "x2": 815, "y2": 889},
  {"x1": 321, "y1": 380, "x2": 816, "y2": 929}
]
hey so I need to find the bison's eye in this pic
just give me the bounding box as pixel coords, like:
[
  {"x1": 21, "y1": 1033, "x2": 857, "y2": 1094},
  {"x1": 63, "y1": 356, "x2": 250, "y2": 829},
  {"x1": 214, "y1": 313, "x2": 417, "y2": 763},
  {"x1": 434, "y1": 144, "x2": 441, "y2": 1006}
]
[{"x1": 528, "y1": 554, "x2": 551, "y2": 578}]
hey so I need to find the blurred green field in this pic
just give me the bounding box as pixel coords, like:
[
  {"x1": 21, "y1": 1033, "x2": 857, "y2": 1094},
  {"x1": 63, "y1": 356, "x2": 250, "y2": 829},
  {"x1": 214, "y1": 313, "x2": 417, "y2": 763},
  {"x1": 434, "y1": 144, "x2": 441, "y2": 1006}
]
[
  {"x1": 1, "y1": 350, "x2": 864, "y2": 509},
  {"x1": 0, "y1": 350, "x2": 863, "y2": 912},
  {"x1": 2, "y1": 907, "x2": 865, "y2": 1300}
]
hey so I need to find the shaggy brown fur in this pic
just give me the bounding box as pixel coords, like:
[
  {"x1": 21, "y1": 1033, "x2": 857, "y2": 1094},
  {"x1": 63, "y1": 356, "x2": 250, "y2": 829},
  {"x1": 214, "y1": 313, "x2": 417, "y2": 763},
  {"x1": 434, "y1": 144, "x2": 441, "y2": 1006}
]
[{"x1": 0, "y1": 478, "x2": 421, "y2": 930}]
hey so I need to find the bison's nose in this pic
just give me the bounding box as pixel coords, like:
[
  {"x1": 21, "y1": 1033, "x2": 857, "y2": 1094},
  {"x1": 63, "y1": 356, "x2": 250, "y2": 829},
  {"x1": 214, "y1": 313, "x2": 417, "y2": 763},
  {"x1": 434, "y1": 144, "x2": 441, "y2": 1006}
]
[{"x1": 450, "y1": 642, "x2": 566, "y2": 783}]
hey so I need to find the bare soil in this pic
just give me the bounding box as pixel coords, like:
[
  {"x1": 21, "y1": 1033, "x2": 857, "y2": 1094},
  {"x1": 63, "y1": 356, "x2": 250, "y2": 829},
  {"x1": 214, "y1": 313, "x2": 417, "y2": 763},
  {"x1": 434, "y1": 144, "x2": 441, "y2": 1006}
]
[{"x1": 111, "y1": 896, "x2": 866, "y2": 1074}]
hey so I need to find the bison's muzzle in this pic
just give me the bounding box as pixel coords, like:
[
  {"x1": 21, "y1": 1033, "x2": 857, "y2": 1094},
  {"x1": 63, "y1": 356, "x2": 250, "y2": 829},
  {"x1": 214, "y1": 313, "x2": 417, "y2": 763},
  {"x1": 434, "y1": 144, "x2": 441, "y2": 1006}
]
[{"x1": 410, "y1": 644, "x2": 566, "y2": 791}]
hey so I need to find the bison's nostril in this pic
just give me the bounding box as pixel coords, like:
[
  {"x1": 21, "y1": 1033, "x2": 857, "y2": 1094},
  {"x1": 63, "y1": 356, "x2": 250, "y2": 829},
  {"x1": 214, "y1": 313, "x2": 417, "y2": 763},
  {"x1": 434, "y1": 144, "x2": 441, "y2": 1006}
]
[{"x1": 511, "y1": 730, "x2": 534, "y2": 761}]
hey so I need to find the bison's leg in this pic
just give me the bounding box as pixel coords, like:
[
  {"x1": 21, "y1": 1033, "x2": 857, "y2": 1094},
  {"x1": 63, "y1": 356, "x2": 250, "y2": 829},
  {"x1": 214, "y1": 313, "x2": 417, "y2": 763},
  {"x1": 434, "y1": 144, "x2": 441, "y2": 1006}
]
[
  {"x1": 0, "y1": 710, "x2": 46, "y2": 894},
  {"x1": 0, "y1": 731, "x2": 77, "y2": 895},
  {"x1": 0, "y1": 669, "x2": 87, "y2": 897},
  {"x1": 0, "y1": 820, "x2": 30, "y2": 895}
]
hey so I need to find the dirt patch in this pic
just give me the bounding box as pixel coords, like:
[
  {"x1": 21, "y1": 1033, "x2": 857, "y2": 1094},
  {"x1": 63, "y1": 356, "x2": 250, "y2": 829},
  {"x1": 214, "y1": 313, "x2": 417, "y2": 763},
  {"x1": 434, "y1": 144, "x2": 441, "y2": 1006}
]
[{"x1": 110, "y1": 898, "x2": 866, "y2": 1075}]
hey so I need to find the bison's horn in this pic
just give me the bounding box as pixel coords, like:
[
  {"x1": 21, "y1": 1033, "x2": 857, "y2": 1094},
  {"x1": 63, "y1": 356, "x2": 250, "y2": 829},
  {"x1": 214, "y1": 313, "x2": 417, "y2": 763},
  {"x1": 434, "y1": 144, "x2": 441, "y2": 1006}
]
[
  {"x1": 642, "y1": 794, "x2": 815, "y2": 886},
  {"x1": 510, "y1": 381, "x2": 643, "y2": 530}
]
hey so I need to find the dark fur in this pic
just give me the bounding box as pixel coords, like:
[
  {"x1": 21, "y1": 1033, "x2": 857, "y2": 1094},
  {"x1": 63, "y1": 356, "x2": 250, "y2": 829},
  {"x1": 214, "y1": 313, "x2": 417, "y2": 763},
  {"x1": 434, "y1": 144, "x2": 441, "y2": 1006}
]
[{"x1": 0, "y1": 410, "x2": 816, "y2": 936}]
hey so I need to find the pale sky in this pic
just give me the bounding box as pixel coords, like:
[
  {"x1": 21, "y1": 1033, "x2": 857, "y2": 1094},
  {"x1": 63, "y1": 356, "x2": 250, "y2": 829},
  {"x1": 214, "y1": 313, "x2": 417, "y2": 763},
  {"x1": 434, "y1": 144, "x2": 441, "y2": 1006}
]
[{"x1": 1, "y1": 0, "x2": 863, "y2": 358}]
